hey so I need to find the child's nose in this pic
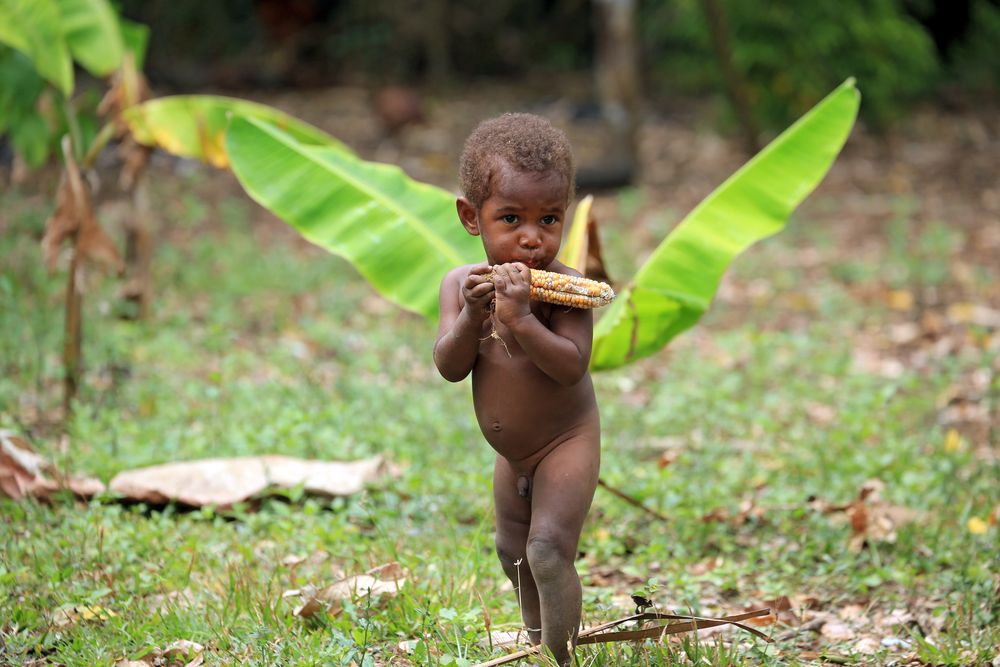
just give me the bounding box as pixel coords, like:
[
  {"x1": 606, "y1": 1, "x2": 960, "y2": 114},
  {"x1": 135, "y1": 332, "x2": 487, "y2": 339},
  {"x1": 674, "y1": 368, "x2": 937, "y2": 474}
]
[{"x1": 519, "y1": 229, "x2": 541, "y2": 248}]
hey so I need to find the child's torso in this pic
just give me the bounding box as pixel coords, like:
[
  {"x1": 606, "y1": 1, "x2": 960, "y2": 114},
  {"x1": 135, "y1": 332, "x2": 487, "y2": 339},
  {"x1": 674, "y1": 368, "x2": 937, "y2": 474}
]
[{"x1": 471, "y1": 301, "x2": 599, "y2": 462}]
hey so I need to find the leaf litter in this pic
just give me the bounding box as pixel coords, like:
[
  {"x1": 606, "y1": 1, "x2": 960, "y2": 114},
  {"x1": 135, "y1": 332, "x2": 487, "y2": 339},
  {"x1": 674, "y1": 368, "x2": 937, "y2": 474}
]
[
  {"x1": 114, "y1": 639, "x2": 204, "y2": 667},
  {"x1": 283, "y1": 561, "x2": 407, "y2": 618}
]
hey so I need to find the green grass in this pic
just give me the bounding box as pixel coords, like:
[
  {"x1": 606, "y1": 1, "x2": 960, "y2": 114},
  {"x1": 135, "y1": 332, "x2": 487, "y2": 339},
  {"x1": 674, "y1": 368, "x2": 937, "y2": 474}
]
[{"x1": 1, "y1": 171, "x2": 998, "y2": 666}]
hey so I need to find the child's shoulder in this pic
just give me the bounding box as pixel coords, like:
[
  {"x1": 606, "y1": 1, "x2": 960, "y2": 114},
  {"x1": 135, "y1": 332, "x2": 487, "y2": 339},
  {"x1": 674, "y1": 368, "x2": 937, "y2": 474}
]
[
  {"x1": 441, "y1": 262, "x2": 488, "y2": 287},
  {"x1": 441, "y1": 264, "x2": 480, "y2": 282}
]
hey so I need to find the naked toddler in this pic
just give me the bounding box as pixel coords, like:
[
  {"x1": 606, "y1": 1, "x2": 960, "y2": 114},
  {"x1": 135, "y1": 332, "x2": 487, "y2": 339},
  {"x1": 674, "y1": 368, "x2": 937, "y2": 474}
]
[{"x1": 433, "y1": 113, "x2": 600, "y2": 666}]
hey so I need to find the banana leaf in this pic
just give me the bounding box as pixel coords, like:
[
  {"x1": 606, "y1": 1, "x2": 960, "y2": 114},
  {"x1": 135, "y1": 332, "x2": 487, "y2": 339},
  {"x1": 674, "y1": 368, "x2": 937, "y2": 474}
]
[
  {"x1": 224, "y1": 116, "x2": 481, "y2": 318},
  {"x1": 118, "y1": 18, "x2": 148, "y2": 70},
  {"x1": 123, "y1": 96, "x2": 351, "y2": 169},
  {"x1": 0, "y1": 0, "x2": 72, "y2": 95},
  {"x1": 56, "y1": 0, "x2": 123, "y2": 77},
  {"x1": 590, "y1": 79, "x2": 860, "y2": 370},
  {"x1": 557, "y1": 194, "x2": 594, "y2": 272}
]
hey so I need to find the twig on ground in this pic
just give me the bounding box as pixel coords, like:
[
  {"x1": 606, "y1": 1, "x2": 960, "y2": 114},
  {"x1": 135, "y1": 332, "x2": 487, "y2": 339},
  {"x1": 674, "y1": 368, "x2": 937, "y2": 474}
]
[
  {"x1": 597, "y1": 477, "x2": 670, "y2": 522},
  {"x1": 471, "y1": 608, "x2": 772, "y2": 666}
]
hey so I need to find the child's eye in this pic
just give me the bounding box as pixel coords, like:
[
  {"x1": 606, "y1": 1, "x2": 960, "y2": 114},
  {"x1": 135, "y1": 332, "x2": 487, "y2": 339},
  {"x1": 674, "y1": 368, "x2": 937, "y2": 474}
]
[
  {"x1": 540, "y1": 215, "x2": 558, "y2": 225},
  {"x1": 502, "y1": 215, "x2": 518, "y2": 224}
]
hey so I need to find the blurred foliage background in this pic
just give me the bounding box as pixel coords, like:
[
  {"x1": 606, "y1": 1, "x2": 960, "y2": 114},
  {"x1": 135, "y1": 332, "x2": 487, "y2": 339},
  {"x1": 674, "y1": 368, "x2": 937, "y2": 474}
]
[{"x1": 116, "y1": 0, "x2": 1000, "y2": 131}]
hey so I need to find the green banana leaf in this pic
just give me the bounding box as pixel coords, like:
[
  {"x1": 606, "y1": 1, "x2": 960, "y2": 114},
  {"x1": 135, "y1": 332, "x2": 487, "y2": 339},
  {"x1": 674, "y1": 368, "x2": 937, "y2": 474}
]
[
  {"x1": 0, "y1": 0, "x2": 72, "y2": 95},
  {"x1": 225, "y1": 116, "x2": 481, "y2": 318},
  {"x1": 56, "y1": 0, "x2": 123, "y2": 77},
  {"x1": 590, "y1": 79, "x2": 860, "y2": 370},
  {"x1": 123, "y1": 96, "x2": 351, "y2": 169},
  {"x1": 118, "y1": 18, "x2": 148, "y2": 70}
]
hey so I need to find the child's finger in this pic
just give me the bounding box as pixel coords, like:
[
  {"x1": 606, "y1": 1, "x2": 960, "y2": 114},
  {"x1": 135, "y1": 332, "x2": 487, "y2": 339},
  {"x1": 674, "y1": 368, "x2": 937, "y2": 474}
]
[
  {"x1": 465, "y1": 272, "x2": 491, "y2": 288},
  {"x1": 498, "y1": 265, "x2": 518, "y2": 291},
  {"x1": 466, "y1": 282, "x2": 494, "y2": 298},
  {"x1": 491, "y1": 264, "x2": 510, "y2": 290},
  {"x1": 467, "y1": 262, "x2": 492, "y2": 276}
]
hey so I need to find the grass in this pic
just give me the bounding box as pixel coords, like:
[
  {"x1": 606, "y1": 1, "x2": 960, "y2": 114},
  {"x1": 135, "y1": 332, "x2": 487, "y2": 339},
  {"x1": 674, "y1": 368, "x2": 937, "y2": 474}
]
[{"x1": 1, "y1": 168, "x2": 998, "y2": 666}]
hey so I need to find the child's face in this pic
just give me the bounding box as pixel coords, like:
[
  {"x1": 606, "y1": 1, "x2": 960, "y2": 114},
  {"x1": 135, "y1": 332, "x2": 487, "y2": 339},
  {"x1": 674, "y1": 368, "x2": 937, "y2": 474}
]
[{"x1": 459, "y1": 160, "x2": 568, "y2": 269}]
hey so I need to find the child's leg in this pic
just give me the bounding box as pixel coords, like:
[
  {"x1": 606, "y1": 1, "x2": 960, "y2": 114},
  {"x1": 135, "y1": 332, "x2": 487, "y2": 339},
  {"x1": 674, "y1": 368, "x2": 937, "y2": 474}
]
[
  {"x1": 527, "y1": 433, "x2": 600, "y2": 666},
  {"x1": 493, "y1": 456, "x2": 542, "y2": 645}
]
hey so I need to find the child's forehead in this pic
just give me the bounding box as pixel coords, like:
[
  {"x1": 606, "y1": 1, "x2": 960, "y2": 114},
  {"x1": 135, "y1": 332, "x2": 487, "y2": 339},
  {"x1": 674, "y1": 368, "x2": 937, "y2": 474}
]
[{"x1": 486, "y1": 159, "x2": 569, "y2": 203}]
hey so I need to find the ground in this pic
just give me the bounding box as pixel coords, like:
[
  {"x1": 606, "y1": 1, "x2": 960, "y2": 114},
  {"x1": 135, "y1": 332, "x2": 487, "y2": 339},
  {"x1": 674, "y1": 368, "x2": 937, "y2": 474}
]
[{"x1": 0, "y1": 82, "x2": 998, "y2": 666}]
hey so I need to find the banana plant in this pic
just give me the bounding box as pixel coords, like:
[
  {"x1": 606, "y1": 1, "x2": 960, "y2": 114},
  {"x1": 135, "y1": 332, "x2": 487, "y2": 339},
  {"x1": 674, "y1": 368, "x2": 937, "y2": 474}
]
[
  {"x1": 123, "y1": 96, "x2": 350, "y2": 169},
  {"x1": 0, "y1": 0, "x2": 142, "y2": 165},
  {"x1": 0, "y1": 0, "x2": 147, "y2": 410},
  {"x1": 590, "y1": 78, "x2": 860, "y2": 369},
  {"x1": 129, "y1": 79, "x2": 859, "y2": 369}
]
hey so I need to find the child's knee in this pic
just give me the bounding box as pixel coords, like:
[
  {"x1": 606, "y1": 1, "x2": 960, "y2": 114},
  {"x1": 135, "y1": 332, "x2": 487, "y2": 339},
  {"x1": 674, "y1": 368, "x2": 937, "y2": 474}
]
[
  {"x1": 525, "y1": 533, "x2": 574, "y2": 582},
  {"x1": 495, "y1": 534, "x2": 527, "y2": 572}
]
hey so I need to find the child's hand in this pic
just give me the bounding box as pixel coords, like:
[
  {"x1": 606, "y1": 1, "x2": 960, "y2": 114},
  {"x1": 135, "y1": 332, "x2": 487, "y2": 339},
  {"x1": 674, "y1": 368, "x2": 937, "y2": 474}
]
[
  {"x1": 462, "y1": 262, "x2": 495, "y2": 321},
  {"x1": 492, "y1": 262, "x2": 532, "y2": 326}
]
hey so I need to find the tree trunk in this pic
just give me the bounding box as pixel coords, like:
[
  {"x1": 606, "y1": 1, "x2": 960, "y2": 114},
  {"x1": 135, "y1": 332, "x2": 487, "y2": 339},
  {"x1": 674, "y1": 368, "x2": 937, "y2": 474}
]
[
  {"x1": 700, "y1": 0, "x2": 760, "y2": 154},
  {"x1": 593, "y1": 0, "x2": 641, "y2": 183},
  {"x1": 422, "y1": 0, "x2": 451, "y2": 87}
]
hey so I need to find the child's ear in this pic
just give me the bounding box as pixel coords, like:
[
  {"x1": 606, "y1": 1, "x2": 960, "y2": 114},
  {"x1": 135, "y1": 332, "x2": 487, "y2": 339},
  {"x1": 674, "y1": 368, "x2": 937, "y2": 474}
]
[{"x1": 456, "y1": 197, "x2": 480, "y2": 236}]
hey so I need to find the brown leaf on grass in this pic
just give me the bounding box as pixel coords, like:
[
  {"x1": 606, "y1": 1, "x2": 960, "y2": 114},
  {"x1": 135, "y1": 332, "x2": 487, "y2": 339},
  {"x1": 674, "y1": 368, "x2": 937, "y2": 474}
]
[
  {"x1": 741, "y1": 595, "x2": 795, "y2": 626},
  {"x1": 656, "y1": 450, "x2": 677, "y2": 469},
  {"x1": 812, "y1": 479, "x2": 923, "y2": 552},
  {"x1": 845, "y1": 479, "x2": 922, "y2": 552},
  {"x1": 583, "y1": 565, "x2": 645, "y2": 588},
  {"x1": 700, "y1": 493, "x2": 764, "y2": 526},
  {"x1": 821, "y1": 620, "x2": 856, "y2": 641},
  {"x1": 946, "y1": 302, "x2": 1000, "y2": 328},
  {"x1": 0, "y1": 430, "x2": 105, "y2": 500},
  {"x1": 108, "y1": 455, "x2": 389, "y2": 508},
  {"x1": 686, "y1": 557, "x2": 724, "y2": 576},
  {"x1": 367, "y1": 561, "x2": 406, "y2": 581},
  {"x1": 115, "y1": 639, "x2": 204, "y2": 667},
  {"x1": 284, "y1": 562, "x2": 407, "y2": 618}
]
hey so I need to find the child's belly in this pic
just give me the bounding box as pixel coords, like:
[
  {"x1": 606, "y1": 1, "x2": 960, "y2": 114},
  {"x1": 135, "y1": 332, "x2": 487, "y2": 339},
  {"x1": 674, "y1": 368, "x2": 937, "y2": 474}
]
[{"x1": 471, "y1": 352, "x2": 599, "y2": 462}]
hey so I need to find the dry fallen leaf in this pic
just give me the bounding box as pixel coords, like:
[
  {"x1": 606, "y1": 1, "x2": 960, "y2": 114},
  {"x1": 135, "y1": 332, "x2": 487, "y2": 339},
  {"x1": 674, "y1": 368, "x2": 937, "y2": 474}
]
[
  {"x1": 821, "y1": 620, "x2": 855, "y2": 641},
  {"x1": 0, "y1": 430, "x2": 105, "y2": 500},
  {"x1": 843, "y1": 479, "x2": 922, "y2": 552},
  {"x1": 853, "y1": 636, "x2": 881, "y2": 654},
  {"x1": 946, "y1": 302, "x2": 1000, "y2": 328},
  {"x1": 51, "y1": 604, "x2": 117, "y2": 627},
  {"x1": 686, "y1": 557, "x2": 724, "y2": 576},
  {"x1": 115, "y1": 639, "x2": 205, "y2": 667},
  {"x1": 108, "y1": 455, "x2": 388, "y2": 508},
  {"x1": 284, "y1": 562, "x2": 408, "y2": 618}
]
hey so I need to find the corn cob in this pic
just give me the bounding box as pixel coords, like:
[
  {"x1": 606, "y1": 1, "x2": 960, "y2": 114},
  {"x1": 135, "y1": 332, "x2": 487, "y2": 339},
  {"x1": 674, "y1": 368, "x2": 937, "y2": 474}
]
[{"x1": 489, "y1": 267, "x2": 615, "y2": 309}]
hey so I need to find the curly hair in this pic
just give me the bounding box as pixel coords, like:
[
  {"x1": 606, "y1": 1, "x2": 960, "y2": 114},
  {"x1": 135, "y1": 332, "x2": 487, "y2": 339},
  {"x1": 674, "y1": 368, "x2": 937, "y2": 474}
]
[{"x1": 459, "y1": 113, "x2": 575, "y2": 209}]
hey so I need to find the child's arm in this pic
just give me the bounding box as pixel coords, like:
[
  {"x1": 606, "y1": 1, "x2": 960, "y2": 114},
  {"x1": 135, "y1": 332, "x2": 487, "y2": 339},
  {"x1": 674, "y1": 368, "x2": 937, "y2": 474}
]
[
  {"x1": 492, "y1": 263, "x2": 592, "y2": 386},
  {"x1": 433, "y1": 262, "x2": 494, "y2": 382}
]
